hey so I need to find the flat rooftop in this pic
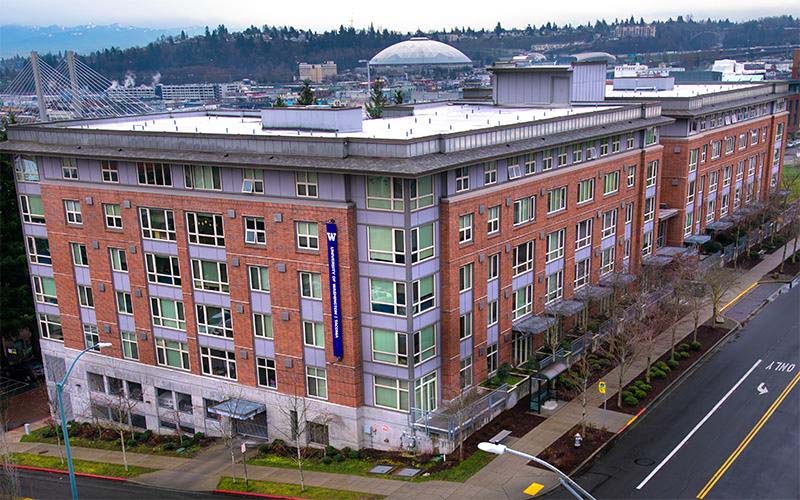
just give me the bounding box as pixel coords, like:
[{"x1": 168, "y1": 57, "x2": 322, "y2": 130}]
[
  {"x1": 64, "y1": 102, "x2": 620, "y2": 140},
  {"x1": 604, "y1": 83, "x2": 755, "y2": 99}
]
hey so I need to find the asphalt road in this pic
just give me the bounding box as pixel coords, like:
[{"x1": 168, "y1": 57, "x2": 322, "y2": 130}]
[
  {"x1": 15, "y1": 470, "x2": 218, "y2": 500},
  {"x1": 547, "y1": 283, "x2": 800, "y2": 500}
]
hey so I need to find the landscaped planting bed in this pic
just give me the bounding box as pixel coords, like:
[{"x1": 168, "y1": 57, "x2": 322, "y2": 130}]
[
  {"x1": 527, "y1": 424, "x2": 614, "y2": 474},
  {"x1": 216, "y1": 476, "x2": 384, "y2": 500},
  {"x1": 11, "y1": 452, "x2": 155, "y2": 477}
]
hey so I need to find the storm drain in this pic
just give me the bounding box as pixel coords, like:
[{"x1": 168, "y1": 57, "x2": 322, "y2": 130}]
[{"x1": 634, "y1": 458, "x2": 656, "y2": 466}]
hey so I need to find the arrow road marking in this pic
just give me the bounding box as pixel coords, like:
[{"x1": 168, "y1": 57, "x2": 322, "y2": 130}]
[{"x1": 757, "y1": 383, "x2": 768, "y2": 395}]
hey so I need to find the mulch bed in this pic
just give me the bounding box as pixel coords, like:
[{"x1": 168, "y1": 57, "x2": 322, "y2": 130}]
[
  {"x1": 1, "y1": 385, "x2": 49, "y2": 430},
  {"x1": 605, "y1": 323, "x2": 730, "y2": 414},
  {"x1": 557, "y1": 353, "x2": 617, "y2": 402},
  {"x1": 527, "y1": 424, "x2": 614, "y2": 473},
  {"x1": 769, "y1": 251, "x2": 800, "y2": 278}
]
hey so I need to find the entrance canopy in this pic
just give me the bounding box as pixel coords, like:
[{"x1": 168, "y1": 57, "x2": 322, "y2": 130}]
[
  {"x1": 574, "y1": 284, "x2": 613, "y2": 302},
  {"x1": 209, "y1": 398, "x2": 265, "y2": 420},
  {"x1": 539, "y1": 361, "x2": 569, "y2": 380},
  {"x1": 512, "y1": 315, "x2": 555, "y2": 336},
  {"x1": 706, "y1": 220, "x2": 733, "y2": 231},
  {"x1": 599, "y1": 272, "x2": 636, "y2": 288},
  {"x1": 545, "y1": 299, "x2": 585, "y2": 317},
  {"x1": 684, "y1": 234, "x2": 711, "y2": 245}
]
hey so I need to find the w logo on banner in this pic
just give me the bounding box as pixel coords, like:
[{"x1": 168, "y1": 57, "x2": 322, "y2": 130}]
[
  {"x1": 327, "y1": 232, "x2": 337, "y2": 242},
  {"x1": 325, "y1": 221, "x2": 344, "y2": 359}
]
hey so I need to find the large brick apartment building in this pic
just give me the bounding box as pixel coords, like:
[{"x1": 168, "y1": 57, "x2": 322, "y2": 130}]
[{"x1": 1, "y1": 56, "x2": 789, "y2": 454}]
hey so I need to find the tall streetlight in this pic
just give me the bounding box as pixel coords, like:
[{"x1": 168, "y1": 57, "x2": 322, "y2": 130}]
[
  {"x1": 57, "y1": 342, "x2": 112, "y2": 500},
  {"x1": 478, "y1": 442, "x2": 597, "y2": 500}
]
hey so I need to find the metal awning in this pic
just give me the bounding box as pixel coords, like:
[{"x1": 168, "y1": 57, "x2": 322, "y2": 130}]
[
  {"x1": 643, "y1": 254, "x2": 674, "y2": 267},
  {"x1": 545, "y1": 299, "x2": 585, "y2": 317},
  {"x1": 599, "y1": 272, "x2": 636, "y2": 288},
  {"x1": 659, "y1": 208, "x2": 680, "y2": 220},
  {"x1": 656, "y1": 246, "x2": 689, "y2": 257},
  {"x1": 706, "y1": 220, "x2": 733, "y2": 231},
  {"x1": 684, "y1": 234, "x2": 711, "y2": 245},
  {"x1": 574, "y1": 284, "x2": 613, "y2": 302},
  {"x1": 209, "y1": 398, "x2": 266, "y2": 420},
  {"x1": 539, "y1": 361, "x2": 568, "y2": 380},
  {"x1": 513, "y1": 315, "x2": 555, "y2": 335}
]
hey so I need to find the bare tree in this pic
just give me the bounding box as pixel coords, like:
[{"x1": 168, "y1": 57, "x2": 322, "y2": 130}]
[
  {"x1": 46, "y1": 393, "x2": 65, "y2": 465},
  {"x1": 703, "y1": 265, "x2": 738, "y2": 324},
  {"x1": 442, "y1": 386, "x2": 481, "y2": 463},
  {"x1": 102, "y1": 393, "x2": 139, "y2": 472},
  {"x1": 206, "y1": 390, "x2": 247, "y2": 485},
  {"x1": 0, "y1": 394, "x2": 20, "y2": 499},
  {"x1": 603, "y1": 301, "x2": 645, "y2": 407},
  {"x1": 560, "y1": 353, "x2": 592, "y2": 435}
]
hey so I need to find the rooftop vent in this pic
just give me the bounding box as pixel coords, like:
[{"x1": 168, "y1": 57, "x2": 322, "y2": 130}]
[{"x1": 260, "y1": 106, "x2": 363, "y2": 133}]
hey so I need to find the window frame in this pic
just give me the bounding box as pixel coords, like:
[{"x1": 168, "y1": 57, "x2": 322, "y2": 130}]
[
  {"x1": 137, "y1": 162, "x2": 173, "y2": 187},
  {"x1": 145, "y1": 253, "x2": 181, "y2": 287},
  {"x1": 547, "y1": 187, "x2": 567, "y2": 214},
  {"x1": 184, "y1": 164, "x2": 222, "y2": 191},
  {"x1": 200, "y1": 346, "x2": 237, "y2": 380},
  {"x1": 299, "y1": 272, "x2": 322, "y2": 300},
  {"x1": 64, "y1": 200, "x2": 82, "y2": 225},
  {"x1": 101, "y1": 160, "x2": 119, "y2": 183},
  {"x1": 545, "y1": 229, "x2": 565, "y2": 263},
  {"x1": 139, "y1": 207, "x2": 177, "y2": 241},
  {"x1": 296, "y1": 172, "x2": 319, "y2": 198},
  {"x1": 150, "y1": 297, "x2": 186, "y2": 331},
  {"x1": 191, "y1": 259, "x2": 229, "y2": 293},
  {"x1": 243, "y1": 216, "x2": 266, "y2": 245},
  {"x1": 186, "y1": 212, "x2": 226, "y2": 247},
  {"x1": 103, "y1": 204, "x2": 123, "y2": 229},
  {"x1": 248, "y1": 266, "x2": 270, "y2": 292},
  {"x1": 458, "y1": 213, "x2": 473, "y2": 244},
  {"x1": 296, "y1": 221, "x2": 320, "y2": 251}
]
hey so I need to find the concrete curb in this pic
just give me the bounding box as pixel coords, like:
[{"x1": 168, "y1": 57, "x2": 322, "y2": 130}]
[
  {"x1": 9, "y1": 463, "x2": 128, "y2": 482},
  {"x1": 214, "y1": 489, "x2": 300, "y2": 500}
]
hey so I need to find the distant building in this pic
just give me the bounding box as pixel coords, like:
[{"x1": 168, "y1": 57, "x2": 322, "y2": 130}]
[
  {"x1": 613, "y1": 24, "x2": 656, "y2": 39},
  {"x1": 298, "y1": 62, "x2": 337, "y2": 83},
  {"x1": 711, "y1": 59, "x2": 766, "y2": 82},
  {"x1": 108, "y1": 85, "x2": 157, "y2": 101},
  {"x1": 787, "y1": 48, "x2": 800, "y2": 136},
  {"x1": 157, "y1": 83, "x2": 219, "y2": 102}
]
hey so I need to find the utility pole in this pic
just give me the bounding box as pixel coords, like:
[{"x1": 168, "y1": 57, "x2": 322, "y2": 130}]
[
  {"x1": 30, "y1": 51, "x2": 49, "y2": 122},
  {"x1": 66, "y1": 51, "x2": 82, "y2": 117}
]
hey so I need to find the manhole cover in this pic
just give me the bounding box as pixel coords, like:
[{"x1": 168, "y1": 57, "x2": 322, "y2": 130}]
[
  {"x1": 393, "y1": 467, "x2": 421, "y2": 477},
  {"x1": 634, "y1": 458, "x2": 655, "y2": 466},
  {"x1": 368, "y1": 465, "x2": 394, "y2": 474}
]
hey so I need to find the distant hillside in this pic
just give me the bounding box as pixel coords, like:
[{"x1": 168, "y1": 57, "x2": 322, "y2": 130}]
[{"x1": 0, "y1": 24, "x2": 204, "y2": 58}]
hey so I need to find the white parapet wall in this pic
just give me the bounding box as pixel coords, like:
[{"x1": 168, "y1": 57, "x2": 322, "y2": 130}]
[{"x1": 261, "y1": 106, "x2": 363, "y2": 132}]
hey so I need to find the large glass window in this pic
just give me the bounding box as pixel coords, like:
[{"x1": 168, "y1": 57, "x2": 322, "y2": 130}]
[
  {"x1": 296, "y1": 222, "x2": 319, "y2": 250},
  {"x1": 372, "y1": 329, "x2": 408, "y2": 365},
  {"x1": 367, "y1": 176, "x2": 404, "y2": 211},
  {"x1": 83, "y1": 324, "x2": 100, "y2": 350},
  {"x1": 369, "y1": 279, "x2": 406, "y2": 316},
  {"x1": 200, "y1": 347, "x2": 237, "y2": 380},
  {"x1": 256, "y1": 357, "x2": 277, "y2": 388},
  {"x1": 460, "y1": 356, "x2": 473, "y2": 390},
  {"x1": 374, "y1": 376, "x2": 409, "y2": 411},
  {"x1": 600, "y1": 247, "x2": 615, "y2": 275},
  {"x1": 306, "y1": 367, "x2": 327, "y2": 399},
  {"x1": 26, "y1": 237, "x2": 51, "y2": 265},
  {"x1": 14, "y1": 156, "x2": 39, "y2": 182},
  {"x1": 33, "y1": 276, "x2": 57, "y2": 304},
  {"x1": 602, "y1": 209, "x2": 618, "y2": 239},
  {"x1": 368, "y1": 227, "x2": 405, "y2": 264},
  {"x1": 249, "y1": 266, "x2": 270, "y2": 292},
  {"x1": 603, "y1": 171, "x2": 620, "y2": 195},
  {"x1": 577, "y1": 179, "x2": 594, "y2": 204},
  {"x1": 253, "y1": 313, "x2": 274, "y2": 338},
  {"x1": 545, "y1": 270, "x2": 564, "y2": 304},
  {"x1": 186, "y1": 212, "x2": 225, "y2": 247},
  {"x1": 196, "y1": 305, "x2": 233, "y2": 338},
  {"x1": 303, "y1": 321, "x2": 325, "y2": 348},
  {"x1": 513, "y1": 241, "x2": 534, "y2": 276},
  {"x1": 137, "y1": 162, "x2": 172, "y2": 186},
  {"x1": 299, "y1": 272, "x2": 322, "y2": 299},
  {"x1": 409, "y1": 176, "x2": 434, "y2": 210},
  {"x1": 412, "y1": 275, "x2": 435, "y2": 315},
  {"x1": 191, "y1": 259, "x2": 229, "y2": 293},
  {"x1": 487, "y1": 253, "x2": 500, "y2": 281},
  {"x1": 116, "y1": 291, "x2": 133, "y2": 315},
  {"x1": 121, "y1": 331, "x2": 139, "y2": 360},
  {"x1": 512, "y1": 285, "x2": 533, "y2": 319},
  {"x1": 150, "y1": 298, "x2": 186, "y2": 330},
  {"x1": 547, "y1": 187, "x2": 566, "y2": 214},
  {"x1": 184, "y1": 165, "x2": 221, "y2": 191},
  {"x1": 574, "y1": 258, "x2": 590, "y2": 290},
  {"x1": 414, "y1": 372, "x2": 437, "y2": 412},
  {"x1": 139, "y1": 208, "x2": 176, "y2": 241},
  {"x1": 646, "y1": 161, "x2": 658, "y2": 188},
  {"x1": 513, "y1": 196, "x2": 535, "y2": 225},
  {"x1": 459, "y1": 263, "x2": 473, "y2": 292},
  {"x1": 576, "y1": 219, "x2": 592, "y2": 250},
  {"x1": 413, "y1": 325, "x2": 436, "y2": 364},
  {"x1": 77, "y1": 285, "x2": 94, "y2": 308},
  {"x1": 155, "y1": 339, "x2": 190, "y2": 370},
  {"x1": 459, "y1": 312, "x2": 472, "y2": 339},
  {"x1": 546, "y1": 229, "x2": 565, "y2": 263},
  {"x1": 145, "y1": 253, "x2": 181, "y2": 286},
  {"x1": 38, "y1": 313, "x2": 63, "y2": 341},
  {"x1": 20, "y1": 195, "x2": 45, "y2": 224},
  {"x1": 411, "y1": 224, "x2": 434, "y2": 263}
]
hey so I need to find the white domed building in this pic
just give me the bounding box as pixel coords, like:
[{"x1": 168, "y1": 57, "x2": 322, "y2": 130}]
[{"x1": 369, "y1": 37, "x2": 472, "y2": 68}]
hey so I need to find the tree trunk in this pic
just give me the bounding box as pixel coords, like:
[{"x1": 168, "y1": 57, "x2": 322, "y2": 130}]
[
  {"x1": 120, "y1": 430, "x2": 128, "y2": 471},
  {"x1": 296, "y1": 441, "x2": 305, "y2": 492},
  {"x1": 56, "y1": 425, "x2": 64, "y2": 465},
  {"x1": 692, "y1": 310, "x2": 700, "y2": 344},
  {"x1": 792, "y1": 235, "x2": 798, "y2": 263},
  {"x1": 229, "y1": 442, "x2": 237, "y2": 483},
  {"x1": 645, "y1": 351, "x2": 652, "y2": 384},
  {"x1": 781, "y1": 239, "x2": 788, "y2": 273},
  {"x1": 670, "y1": 324, "x2": 677, "y2": 361},
  {"x1": 617, "y1": 356, "x2": 625, "y2": 407}
]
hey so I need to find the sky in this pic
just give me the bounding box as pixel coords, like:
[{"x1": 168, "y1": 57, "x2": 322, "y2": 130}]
[{"x1": 3, "y1": 0, "x2": 798, "y2": 31}]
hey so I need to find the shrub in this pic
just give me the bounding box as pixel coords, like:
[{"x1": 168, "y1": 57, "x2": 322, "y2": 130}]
[
  {"x1": 325, "y1": 445, "x2": 338, "y2": 456},
  {"x1": 347, "y1": 450, "x2": 361, "y2": 460},
  {"x1": 126, "y1": 439, "x2": 137, "y2": 449},
  {"x1": 667, "y1": 359, "x2": 680, "y2": 370},
  {"x1": 623, "y1": 395, "x2": 639, "y2": 407},
  {"x1": 633, "y1": 380, "x2": 648, "y2": 390},
  {"x1": 650, "y1": 368, "x2": 667, "y2": 379},
  {"x1": 497, "y1": 362, "x2": 511, "y2": 381},
  {"x1": 633, "y1": 388, "x2": 647, "y2": 399},
  {"x1": 689, "y1": 341, "x2": 702, "y2": 351},
  {"x1": 321, "y1": 456, "x2": 333, "y2": 465},
  {"x1": 333, "y1": 453, "x2": 346, "y2": 462},
  {"x1": 656, "y1": 361, "x2": 670, "y2": 372},
  {"x1": 679, "y1": 351, "x2": 691, "y2": 359},
  {"x1": 621, "y1": 390, "x2": 633, "y2": 399},
  {"x1": 259, "y1": 443, "x2": 272, "y2": 455},
  {"x1": 162, "y1": 442, "x2": 177, "y2": 451},
  {"x1": 679, "y1": 343, "x2": 690, "y2": 351},
  {"x1": 640, "y1": 383, "x2": 652, "y2": 392},
  {"x1": 341, "y1": 447, "x2": 352, "y2": 456}
]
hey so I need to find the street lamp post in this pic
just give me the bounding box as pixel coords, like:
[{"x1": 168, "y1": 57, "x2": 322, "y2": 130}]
[
  {"x1": 478, "y1": 442, "x2": 597, "y2": 500},
  {"x1": 56, "y1": 342, "x2": 112, "y2": 500}
]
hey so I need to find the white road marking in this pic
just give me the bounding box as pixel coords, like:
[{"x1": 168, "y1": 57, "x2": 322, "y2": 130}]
[{"x1": 635, "y1": 358, "x2": 763, "y2": 490}]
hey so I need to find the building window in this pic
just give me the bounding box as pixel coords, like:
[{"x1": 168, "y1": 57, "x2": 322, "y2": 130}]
[
  {"x1": 684, "y1": 211, "x2": 694, "y2": 236},
  {"x1": 646, "y1": 161, "x2": 658, "y2": 188},
  {"x1": 372, "y1": 328, "x2": 408, "y2": 365},
  {"x1": 299, "y1": 272, "x2": 322, "y2": 299},
  {"x1": 186, "y1": 212, "x2": 225, "y2": 247},
  {"x1": 602, "y1": 209, "x2": 618, "y2": 239},
  {"x1": 577, "y1": 178, "x2": 594, "y2": 204},
  {"x1": 711, "y1": 141, "x2": 721, "y2": 159},
  {"x1": 460, "y1": 356, "x2": 473, "y2": 390},
  {"x1": 751, "y1": 130, "x2": 758, "y2": 146},
  {"x1": 191, "y1": 259, "x2": 229, "y2": 293},
  {"x1": 626, "y1": 166, "x2": 635, "y2": 188},
  {"x1": 626, "y1": 133, "x2": 635, "y2": 149},
  {"x1": 687, "y1": 180, "x2": 696, "y2": 204},
  {"x1": 367, "y1": 176, "x2": 404, "y2": 211},
  {"x1": 723, "y1": 166, "x2": 731, "y2": 187},
  {"x1": 545, "y1": 270, "x2": 563, "y2": 304},
  {"x1": 513, "y1": 240, "x2": 534, "y2": 276},
  {"x1": 33, "y1": 276, "x2": 57, "y2": 304},
  {"x1": 103, "y1": 204, "x2": 123, "y2": 229},
  {"x1": 243, "y1": 216, "x2": 266, "y2": 245},
  {"x1": 138, "y1": 207, "x2": 175, "y2": 241},
  {"x1": 689, "y1": 149, "x2": 699, "y2": 173},
  {"x1": 253, "y1": 313, "x2": 274, "y2": 338},
  {"x1": 256, "y1": 357, "x2": 277, "y2": 388},
  {"x1": 116, "y1": 291, "x2": 133, "y2": 315},
  {"x1": 487, "y1": 344, "x2": 498, "y2": 375},
  {"x1": 709, "y1": 171, "x2": 718, "y2": 192},
  {"x1": 642, "y1": 231, "x2": 653, "y2": 256},
  {"x1": 248, "y1": 266, "x2": 270, "y2": 292},
  {"x1": 410, "y1": 224, "x2": 434, "y2": 263},
  {"x1": 77, "y1": 285, "x2": 94, "y2": 308},
  {"x1": 306, "y1": 366, "x2": 327, "y2": 399},
  {"x1": 644, "y1": 128, "x2": 657, "y2": 146},
  {"x1": 542, "y1": 150, "x2": 553, "y2": 171},
  {"x1": 413, "y1": 325, "x2": 436, "y2": 364},
  {"x1": 721, "y1": 193, "x2": 729, "y2": 216},
  {"x1": 296, "y1": 222, "x2": 319, "y2": 250},
  {"x1": 576, "y1": 219, "x2": 592, "y2": 249},
  {"x1": 412, "y1": 275, "x2": 435, "y2": 315},
  {"x1": 121, "y1": 331, "x2": 139, "y2": 360},
  {"x1": 409, "y1": 176, "x2": 434, "y2": 209},
  {"x1": 459, "y1": 263, "x2": 473, "y2": 292},
  {"x1": 574, "y1": 258, "x2": 590, "y2": 290},
  {"x1": 547, "y1": 187, "x2": 566, "y2": 214},
  {"x1": 644, "y1": 198, "x2": 655, "y2": 223},
  {"x1": 241, "y1": 168, "x2": 264, "y2": 194},
  {"x1": 546, "y1": 229, "x2": 565, "y2": 263},
  {"x1": 484, "y1": 162, "x2": 497, "y2": 185},
  {"x1": 368, "y1": 227, "x2": 404, "y2": 264},
  {"x1": 603, "y1": 171, "x2": 620, "y2": 195},
  {"x1": 459, "y1": 312, "x2": 472, "y2": 340},
  {"x1": 14, "y1": 156, "x2": 39, "y2": 182},
  {"x1": 302, "y1": 320, "x2": 325, "y2": 348},
  {"x1": 725, "y1": 136, "x2": 735, "y2": 155},
  {"x1": 488, "y1": 253, "x2": 500, "y2": 281},
  {"x1": 611, "y1": 135, "x2": 621, "y2": 153},
  {"x1": 734, "y1": 187, "x2": 741, "y2": 209},
  {"x1": 458, "y1": 214, "x2": 473, "y2": 243},
  {"x1": 487, "y1": 205, "x2": 500, "y2": 235},
  {"x1": 38, "y1": 313, "x2": 63, "y2": 341},
  {"x1": 185, "y1": 165, "x2": 221, "y2": 191},
  {"x1": 98, "y1": 160, "x2": 118, "y2": 183},
  {"x1": 524, "y1": 153, "x2": 536, "y2": 175},
  {"x1": 599, "y1": 139, "x2": 609, "y2": 157},
  {"x1": 64, "y1": 200, "x2": 82, "y2": 225},
  {"x1": 61, "y1": 158, "x2": 79, "y2": 179},
  {"x1": 706, "y1": 198, "x2": 716, "y2": 222},
  {"x1": 137, "y1": 162, "x2": 172, "y2": 186},
  {"x1": 83, "y1": 324, "x2": 100, "y2": 351},
  {"x1": 513, "y1": 196, "x2": 535, "y2": 225},
  {"x1": 736, "y1": 161, "x2": 744, "y2": 181},
  {"x1": 600, "y1": 247, "x2": 615, "y2": 275},
  {"x1": 70, "y1": 243, "x2": 89, "y2": 267},
  {"x1": 415, "y1": 372, "x2": 438, "y2": 412},
  {"x1": 150, "y1": 297, "x2": 186, "y2": 330},
  {"x1": 557, "y1": 146, "x2": 568, "y2": 167},
  {"x1": 369, "y1": 279, "x2": 406, "y2": 316},
  {"x1": 27, "y1": 236, "x2": 51, "y2": 265},
  {"x1": 20, "y1": 195, "x2": 46, "y2": 224},
  {"x1": 487, "y1": 299, "x2": 498, "y2": 326},
  {"x1": 374, "y1": 376, "x2": 409, "y2": 411},
  {"x1": 572, "y1": 144, "x2": 584, "y2": 163},
  {"x1": 145, "y1": 253, "x2": 181, "y2": 286},
  {"x1": 200, "y1": 347, "x2": 237, "y2": 380},
  {"x1": 455, "y1": 166, "x2": 470, "y2": 192},
  {"x1": 701, "y1": 144, "x2": 708, "y2": 163},
  {"x1": 155, "y1": 339, "x2": 190, "y2": 370},
  {"x1": 296, "y1": 172, "x2": 318, "y2": 198},
  {"x1": 512, "y1": 284, "x2": 533, "y2": 319}
]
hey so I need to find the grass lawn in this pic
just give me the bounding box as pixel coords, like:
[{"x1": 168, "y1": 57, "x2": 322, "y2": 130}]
[
  {"x1": 415, "y1": 450, "x2": 495, "y2": 482},
  {"x1": 11, "y1": 452, "x2": 155, "y2": 477},
  {"x1": 783, "y1": 162, "x2": 800, "y2": 201},
  {"x1": 21, "y1": 426, "x2": 204, "y2": 457},
  {"x1": 480, "y1": 373, "x2": 527, "y2": 389},
  {"x1": 217, "y1": 476, "x2": 384, "y2": 500}
]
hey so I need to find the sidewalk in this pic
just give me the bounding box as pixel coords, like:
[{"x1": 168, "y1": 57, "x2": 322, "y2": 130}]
[{"x1": 6, "y1": 241, "x2": 796, "y2": 499}]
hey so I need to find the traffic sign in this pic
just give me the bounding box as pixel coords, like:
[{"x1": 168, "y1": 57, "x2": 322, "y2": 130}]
[{"x1": 598, "y1": 381, "x2": 606, "y2": 394}]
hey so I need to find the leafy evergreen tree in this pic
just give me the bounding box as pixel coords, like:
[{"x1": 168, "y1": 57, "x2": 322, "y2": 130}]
[
  {"x1": 296, "y1": 79, "x2": 315, "y2": 106},
  {"x1": 273, "y1": 96, "x2": 287, "y2": 107},
  {"x1": 365, "y1": 79, "x2": 388, "y2": 119},
  {"x1": 393, "y1": 89, "x2": 404, "y2": 105}
]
